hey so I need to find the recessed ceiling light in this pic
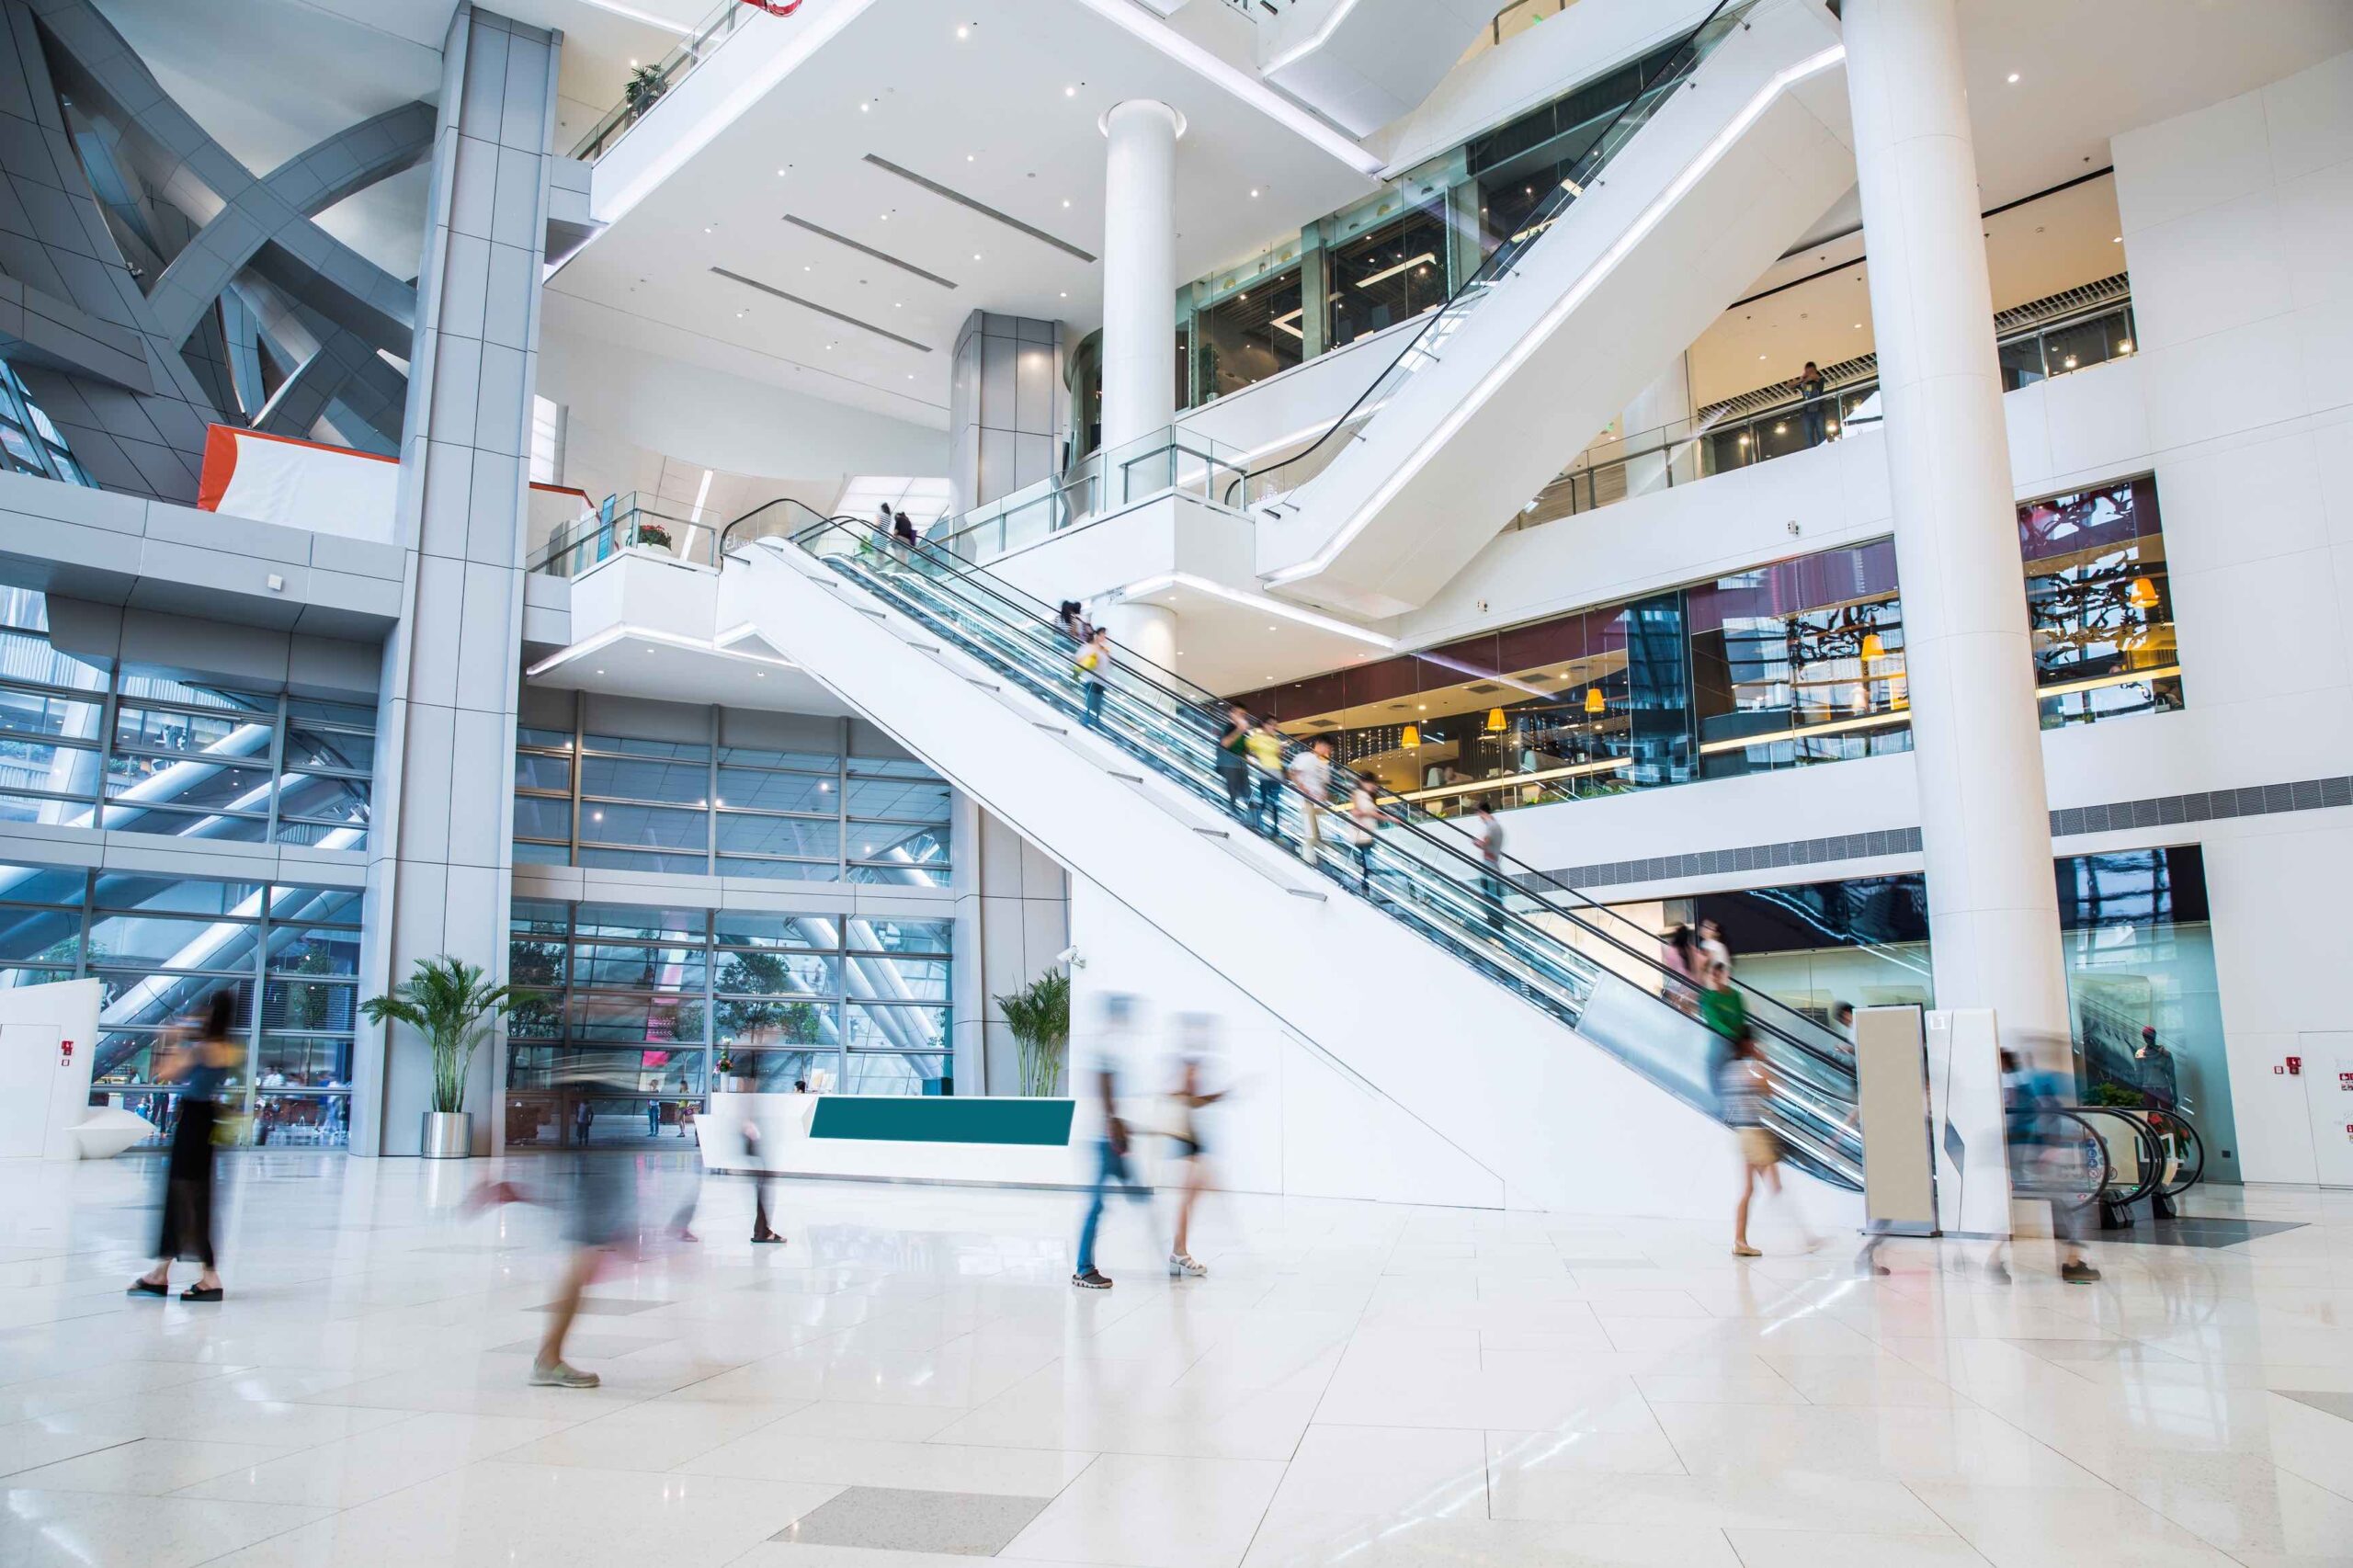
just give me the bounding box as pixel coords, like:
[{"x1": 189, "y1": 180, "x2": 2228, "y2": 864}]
[
  {"x1": 594, "y1": 668, "x2": 604, "y2": 676},
  {"x1": 956, "y1": 24, "x2": 968, "y2": 39},
  {"x1": 1249, "y1": 187, "x2": 1260, "y2": 199},
  {"x1": 1854, "y1": 322, "x2": 1861, "y2": 328},
  {"x1": 1064, "y1": 85, "x2": 1076, "y2": 97},
  {"x1": 972, "y1": 253, "x2": 983, "y2": 261},
  {"x1": 2112, "y1": 235, "x2": 2122, "y2": 244},
  {"x1": 1758, "y1": 353, "x2": 1767, "y2": 360},
  {"x1": 703, "y1": 224, "x2": 714, "y2": 233},
  {"x1": 776, "y1": 167, "x2": 786, "y2": 176},
  {"x1": 2006, "y1": 72, "x2": 2020, "y2": 83},
  {"x1": 1059, "y1": 290, "x2": 1068, "y2": 298},
  {"x1": 966, "y1": 153, "x2": 974, "y2": 162},
  {"x1": 880, "y1": 213, "x2": 889, "y2": 221},
  {"x1": 1062, "y1": 199, "x2": 1071, "y2": 208},
  {"x1": 627, "y1": 58, "x2": 637, "y2": 67}
]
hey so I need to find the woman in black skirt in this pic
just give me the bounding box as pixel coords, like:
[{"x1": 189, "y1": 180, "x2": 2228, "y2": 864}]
[{"x1": 128, "y1": 989, "x2": 239, "y2": 1302}]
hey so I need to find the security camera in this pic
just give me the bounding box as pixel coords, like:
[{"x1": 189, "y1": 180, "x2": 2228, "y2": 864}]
[{"x1": 1055, "y1": 944, "x2": 1085, "y2": 971}]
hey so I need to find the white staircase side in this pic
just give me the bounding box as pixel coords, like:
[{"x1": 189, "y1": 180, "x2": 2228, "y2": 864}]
[
  {"x1": 722, "y1": 540, "x2": 1860, "y2": 1223},
  {"x1": 1253, "y1": 0, "x2": 1853, "y2": 619},
  {"x1": 1259, "y1": 0, "x2": 1497, "y2": 137}
]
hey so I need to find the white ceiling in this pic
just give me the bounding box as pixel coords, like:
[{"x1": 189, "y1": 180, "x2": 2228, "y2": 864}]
[{"x1": 546, "y1": 0, "x2": 1383, "y2": 431}]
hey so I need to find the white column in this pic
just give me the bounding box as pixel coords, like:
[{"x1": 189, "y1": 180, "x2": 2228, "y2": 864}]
[
  {"x1": 1098, "y1": 99, "x2": 1182, "y2": 455},
  {"x1": 1620, "y1": 352, "x2": 1693, "y2": 497},
  {"x1": 1104, "y1": 600, "x2": 1176, "y2": 678},
  {"x1": 1847, "y1": 0, "x2": 2071, "y2": 1052}
]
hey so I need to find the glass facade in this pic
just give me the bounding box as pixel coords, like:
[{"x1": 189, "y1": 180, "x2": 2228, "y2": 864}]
[
  {"x1": 1327, "y1": 202, "x2": 1448, "y2": 349},
  {"x1": 1195, "y1": 267, "x2": 1305, "y2": 403},
  {"x1": 1233, "y1": 478, "x2": 2176, "y2": 818},
  {"x1": 0, "y1": 358, "x2": 97, "y2": 486},
  {"x1": 0, "y1": 864, "x2": 361, "y2": 1146},
  {"x1": 0, "y1": 590, "x2": 374, "y2": 848},
  {"x1": 504, "y1": 900, "x2": 955, "y2": 1145},
  {"x1": 515, "y1": 698, "x2": 951, "y2": 887},
  {"x1": 1642, "y1": 846, "x2": 2236, "y2": 1182}
]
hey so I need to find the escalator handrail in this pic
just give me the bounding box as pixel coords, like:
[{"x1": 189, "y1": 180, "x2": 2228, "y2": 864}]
[
  {"x1": 2038, "y1": 1103, "x2": 2162, "y2": 1211},
  {"x1": 2147, "y1": 1108, "x2": 2205, "y2": 1198},
  {"x1": 730, "y1": 496, "x2": 1857, "y2": 1090},
  {"x1": 1218, "y1": 0, "x2": 1744, "y2": 510}
]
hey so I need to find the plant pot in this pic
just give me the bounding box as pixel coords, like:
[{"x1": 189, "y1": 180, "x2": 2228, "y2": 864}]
[{"x1": 421, "y1": 1110, "x2": 473, "y2": 1159}]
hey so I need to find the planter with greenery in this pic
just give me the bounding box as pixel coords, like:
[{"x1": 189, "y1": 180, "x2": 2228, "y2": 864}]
[
  {"x1": 996, "y1": 969, "x2": 1070, "y2": 1097},
  {"x1": 633, "y1": 521, "x2": 674, "y2": 551},
  {"x1": 360, "y1": 956, "x2": 515, "y2": 1156},
  {"x1": 623, "y1": 63, "x2": 666, "y2": 119}
]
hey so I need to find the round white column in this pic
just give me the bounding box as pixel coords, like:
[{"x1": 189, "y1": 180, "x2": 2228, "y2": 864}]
[
  {"x1": 1847, "y1": 0, "x2": 2071, "y2": 1050},
  {"x1": 1620, "y1": 352, "x2": 1693, "y2": 497},
  {"x1": 1103, "y1": 600, "x2": 1176, "y2": 679},
  {"x1": 1098, "y1": 99, "x2": 1182, "y2": 456}
]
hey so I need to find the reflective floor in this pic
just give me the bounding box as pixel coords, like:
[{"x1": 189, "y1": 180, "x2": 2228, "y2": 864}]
[{"x1": 2, "y1": 1152, "x2": 2349, "y2": 1568}]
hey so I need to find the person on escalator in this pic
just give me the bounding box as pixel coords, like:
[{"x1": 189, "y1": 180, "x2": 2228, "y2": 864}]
[
  {"x1": 893, "y1": 507, "x2": 920, "y2": 562},
  {"x1": 1474, "y1": 805, "x2": 1507, "y2": 932},
  {"x1": 1245, "y1": 718, "x2": 1286, "y2": 836},
  {"x1": 1347, "y1": 781, "x2": 1382, "y2": 893},
  {"x1": 1216, "y1": 706, "x2": 1254, "y2": 816},
  {"x1": 1287, "y1": 736, "x2": 1334, "y2": 867},
  {"x1": 1075, "y1": 628, "x2": 1111, "y2": 729}
]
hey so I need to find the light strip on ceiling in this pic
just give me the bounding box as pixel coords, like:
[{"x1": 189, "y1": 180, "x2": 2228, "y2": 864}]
[
  {"x1": 862, "y1": 155, "x2": 1097, "y2": 262},
  {"x1": 783, "y1": 214, "x2": 960, "y2": 288},
  {"x1": 1262, "y1": 0, "x2": 1365, "y2": 75},
  {"x1": 1401, "y1": 757, "x2": 1631, "y2": 803},
  {"x1": 1353, "y1": 252, "x2": 1437, "y2": 289},
  {"x1": 526, "y1": 622, "x2": 800, "y2": 678},
  {"x1": 1266, "y1": 42, "x2": 1848, "y2": 589},
  {"x1": 1063, "y1": 0, "x2": 1386, "y2": 177},
  {"x1": 1271, "y1": 318, "x2": 1304, "y2": 340},
  {"x1": 710, "y1": 266, "x2": 932, "y2": 350},
  {"x1": 2033, "y1": 664, "x2": 2182, "y2": 699},
  {"x1": 1115, "y1": 572, "x2": 1393, "y2": 648},
  {"x1": 572, "y1": 0, "x2": 698, "y2": 32}
]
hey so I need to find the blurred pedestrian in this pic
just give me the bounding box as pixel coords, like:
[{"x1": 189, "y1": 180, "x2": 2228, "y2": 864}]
[
  {"x1": 1075, "y1": 627, "x2": 1110, "y2": 730},
  {"x1": 1246, "y1": 717, "x2": 1286, "y2": 836},
  {"x1": 1288, "y1": 735, "x2": 1333, "y2": 867},
  {"x1": 1165, "y1": 1016, "x2": 1228, "y2": 1279},
  {"x1": 127, "y1": 990, "x2": 239, "y2": 1303},
  {"x1": 1073, "y1": 994, "x2": 1151, "y2": 1290},
  {"x1": 1216, "y1": 705, "x2": 1253, "y2": 816},
  {"x1": 536, "y1": 1085, "x2": 639, "y2": 1387},
  {"x1": 1347, "y1": 780, "x2": 1382, "y2": 893},
  {"x1": 1718, "y1": 1031, "x2": 1818, "y2": 1257},
  {"x1": 1474, "y1": 804, "x2": 1507, "y2": 932},
  {"x1": 1995, "y1": 1046, "x2": 2101, "y2": 1285}
]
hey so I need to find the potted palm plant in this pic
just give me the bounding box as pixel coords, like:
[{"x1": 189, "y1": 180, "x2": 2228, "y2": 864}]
[
  {"x1": 360, "y1": 956, "x2": 515, "y2": 1158},
  {"x1": 996, "y1": 969, "x2": 1070, "y2": 1097},
  {"x1": 623, "y1": 62, "x2": 665, "y2": 120}
]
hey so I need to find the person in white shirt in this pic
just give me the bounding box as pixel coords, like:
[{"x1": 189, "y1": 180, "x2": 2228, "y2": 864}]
[
  {"x1": 1287, "y1": 736, "x2": 1334, "y2": 866},
  {"x1": 1073, "y1": 994, "x2": 1151, "y2": 1290}
]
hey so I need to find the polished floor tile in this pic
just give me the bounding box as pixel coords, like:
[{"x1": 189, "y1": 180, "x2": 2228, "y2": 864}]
[
  {"x1": 771, "y1": 1483, "x2": 1056, "y2": 1555},
  {"x1": 0, "y1": 1151, "x2": 2347, "y2": 1568}
]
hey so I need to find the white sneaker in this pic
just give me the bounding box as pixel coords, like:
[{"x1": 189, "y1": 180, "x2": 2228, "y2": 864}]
[
  {"x1": 1168, "y1": 1253, "x2": 1206, "y2": 1278},
  {"x1": 529, "y1": 1358, "x2": 600, "y2": 1389}
]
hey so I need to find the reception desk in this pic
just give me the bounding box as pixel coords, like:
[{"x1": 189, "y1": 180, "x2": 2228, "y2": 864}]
[{"x1": 699, "y1": 1093, "x2": 1091, "y2": 1187}]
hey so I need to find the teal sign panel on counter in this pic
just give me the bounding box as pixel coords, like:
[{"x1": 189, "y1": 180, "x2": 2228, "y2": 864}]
[{"x1": 809, "y1": 1096, "x2": 1076, "y2": 1146}]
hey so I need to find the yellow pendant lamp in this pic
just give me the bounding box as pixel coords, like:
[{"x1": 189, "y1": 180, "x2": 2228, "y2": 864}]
[
  {"x1": 2126, "y1": 574, "x2": 2160, "y2": 609},
  {"x1": 1484, "y1": 707, "x2": 1506, "y2": 733},
  {"x1": 1584, "y1": 687, "x2": 1606, "y2": 715},
  {"x1": 1860, "y1": 631, "x2": 1885, "y2": 661},
  {"x1": 1401, "y1": 723, "x2": 1421, "y2": 748}
]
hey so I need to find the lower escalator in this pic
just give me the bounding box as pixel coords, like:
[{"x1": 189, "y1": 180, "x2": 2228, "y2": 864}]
[{"x1": 717, "y1": 503, "x2": 1865, "y2": 1196}]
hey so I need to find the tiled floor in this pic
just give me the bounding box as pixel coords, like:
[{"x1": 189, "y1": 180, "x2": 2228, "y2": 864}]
[{"x1": 1, "y1": 1151, "x2": 2348, "y2": 1568}]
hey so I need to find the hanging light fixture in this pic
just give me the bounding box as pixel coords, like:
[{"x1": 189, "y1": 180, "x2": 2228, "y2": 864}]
[
  {"x1": 1861, "y1": 631, "x2": 1885, "y2": 661},
  {"x1": 1401, "y1": 723, "x2": 1421, "y2": 748},
  {"x1": 1584, "y1": 687, "x2": 1606, "y2": 715},
  {"x1": 2126, "y1": 574, "x2": 2159, "y2": 609},
  {"x1": 1484, "y1": 707, "x2": 1506, "y2": 733}
]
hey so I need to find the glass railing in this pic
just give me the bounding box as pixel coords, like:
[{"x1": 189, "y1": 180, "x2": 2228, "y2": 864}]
[
  {"x1": 932, "y1": 426, "x2": 1247, "y2": 565},
  {"x1": 731, "y1": 499, "x2": 1863, "y2": 1187},
  {"x1": 1227, "y1": 0, "x2": 1753, "y2": 510},
  {"x1": 1517, "y1": 297, "x2": 2140, "y2": 529},
  {"x1": 529, "y1": 493, "x2": 726, "y2": 575},
  {"x1": 570, "y1": 0, "x2": 788, "y2": 163}
]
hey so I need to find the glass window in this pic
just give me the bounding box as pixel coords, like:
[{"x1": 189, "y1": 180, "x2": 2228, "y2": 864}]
[
  {"x1": 1327, "y1": 203, "x2": 1449, "y2": 348},
  {"x1": 721, "y1": 744, "x2": 837, "y2": 771},
  {"x1": 717, "y1": 767, "x2": 834, "y2": 814},
  {"x1": 573, "y1": 941, "x2": 708, "y2": 992},
  {"x1": 516, "y1": 753, "x2": 573, "y2": 792},
  {"x1": 2020, "y1": 478, "x2": 2182, "y2": 729},
  {"x1": 284, "y1": 726, "x2": 375, "y2": 774},
  {"x1": 715, "y1": 813, "x2": 841, "y2": 859},
  {"x1": 1197, "y1": 268, "x2": 1303, "y2": 401},
  {"x1": 513, "y1": 795, "x2": 572, "y2": 841},
  {"x1": 715, "y1": 949, "x2": 836, "y2": 996},
  {"x1": 844, "y1": 916, "x2": 952, "y2": 955},
  {"x1": 0, "y1": 687, "x2": 101, "y2": 741},
  {"x1": 264, "y1": 928, "x2": 361, "y2": 976},
  {"x1": 579, "y1": 801, "x2": 706, "y2": 850},
  {"x1": 719, "y1": 856, "x2": 841, "y2": 882},
  {"x1": 583, "y1": 733, "x2": 710, "y2": 761},
  {"x1": 845, "y1": 953, "x2": 949, "y2": 1003},
  {"x1": 581, "y1": 756, "x2": 710, "y2": 803},
  {"x1": 842, "y1": 1050, "x2": 949, "y2": 1096},
  {"x1": 574, "y1": 904, "x2": 707, "y2": 942},
  {"x1": 713, "y1": 911, "x2": 834, "y2": 949},
  {"x1": 844, "y1": 778, "x2": 949, "y2": 823}
]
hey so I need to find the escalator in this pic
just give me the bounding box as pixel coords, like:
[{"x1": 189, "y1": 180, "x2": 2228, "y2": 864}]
[
  {"x1": 715, "y1": 503, "x2": 1866, "y2": 1215},
  {"x1": 1236, "y1": 0, "x2": 1852, "y2": 617}
]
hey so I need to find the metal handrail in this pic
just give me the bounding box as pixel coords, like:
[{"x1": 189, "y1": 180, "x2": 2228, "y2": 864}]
[{"x1": 1221, "y1": 0, "x2": 1745, "y2": 509}]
